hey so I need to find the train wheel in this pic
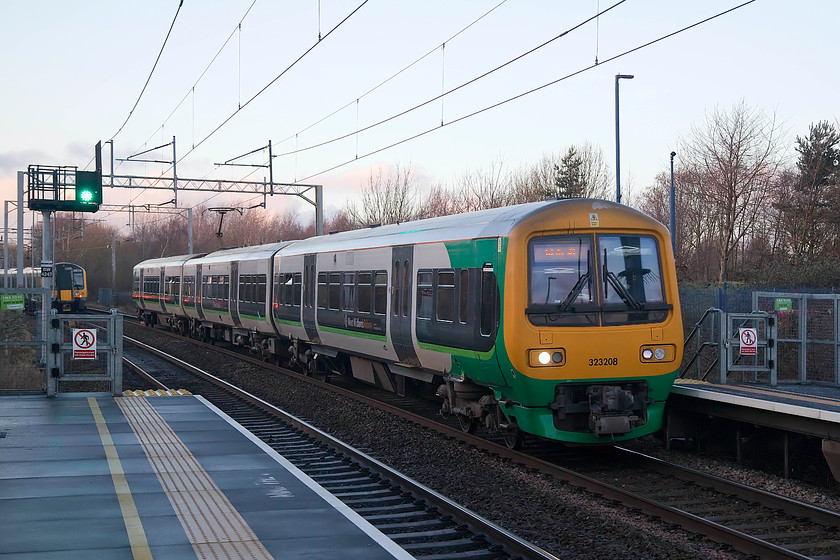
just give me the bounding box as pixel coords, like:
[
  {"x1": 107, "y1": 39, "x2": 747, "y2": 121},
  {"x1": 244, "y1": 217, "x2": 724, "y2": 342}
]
[
  {"x1": 502, "y1": 429, "x2": 522, "y2": 450},
  {"x1": 458, "y1": 415, "x2": 478, "y2": 434}
]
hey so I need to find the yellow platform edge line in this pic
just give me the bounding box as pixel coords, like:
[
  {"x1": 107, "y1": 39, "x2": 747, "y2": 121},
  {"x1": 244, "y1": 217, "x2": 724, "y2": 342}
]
[
  {"x1": 121, "y1": 389, "x2": 193, "y2": 397},
  {"x1": 87, "y1": 397, "x2": 153, "y2": 560}
]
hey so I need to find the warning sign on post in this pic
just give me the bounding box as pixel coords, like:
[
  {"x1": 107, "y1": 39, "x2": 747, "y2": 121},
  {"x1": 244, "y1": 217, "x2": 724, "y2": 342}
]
[
  {"x1": 739, "y1": 328, "x2": 758, "y2": 356},
  {"x1": 73, "y1": 328, "x2": 97, "y2": 360}
]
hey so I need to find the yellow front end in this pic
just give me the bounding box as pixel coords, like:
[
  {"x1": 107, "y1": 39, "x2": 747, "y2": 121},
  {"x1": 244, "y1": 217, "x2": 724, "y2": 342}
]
[{"x1": 500, "y1": 200, "x2": 683, "y2": 443}]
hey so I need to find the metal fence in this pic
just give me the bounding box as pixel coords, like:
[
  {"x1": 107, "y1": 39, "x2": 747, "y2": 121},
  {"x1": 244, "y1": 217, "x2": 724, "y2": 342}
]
[
  {"x1": 678, "y1": 285, "x2": 840, "y2": 387},
  {"x1": 753, "y1": 292, "x2": 839, "y2": 385}
]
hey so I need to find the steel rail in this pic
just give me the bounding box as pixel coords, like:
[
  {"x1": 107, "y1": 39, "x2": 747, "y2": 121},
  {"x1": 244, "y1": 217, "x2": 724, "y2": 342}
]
[
  {"x1": 124, "y1": 336, "x2": 559, "y2": 560},
  {"x1": 125, "y1": 325, "x2": 838, "y2": 559}
]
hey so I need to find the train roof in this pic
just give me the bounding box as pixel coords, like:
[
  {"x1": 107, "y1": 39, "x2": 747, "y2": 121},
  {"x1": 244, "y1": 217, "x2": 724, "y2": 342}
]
[
  {"x1": 186, "y1": 241, "x2": 296, "y2": 266},
  {"x1": 133, "y1": 199, "x2": 663, "y2": 269},
  {"x1": 276, "y1": 198, "x2": 655, "y2": 255},
  {"x1": 134, "y1": 253, "x2": 207, "y2": 270}
]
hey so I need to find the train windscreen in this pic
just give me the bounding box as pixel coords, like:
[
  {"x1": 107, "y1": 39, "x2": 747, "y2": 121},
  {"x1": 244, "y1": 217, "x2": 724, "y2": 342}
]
[
  {"x1": 72, "y1": 269, "x2": 85, "y2": 290},
  {"x1": 527, "y1": 234, "x2": 669, "y2": 326}
]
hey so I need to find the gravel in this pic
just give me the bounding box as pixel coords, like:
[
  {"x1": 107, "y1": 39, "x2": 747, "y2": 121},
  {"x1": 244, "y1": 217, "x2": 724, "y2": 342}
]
[{"x1": 125, "y1": 323, "x2": 840, "y2": 559}]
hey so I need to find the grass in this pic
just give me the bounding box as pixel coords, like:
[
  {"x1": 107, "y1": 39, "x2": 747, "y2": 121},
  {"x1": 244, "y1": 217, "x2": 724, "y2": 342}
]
[{"x1": 0, "y1": 311, "x2": 44, "y2": 390}]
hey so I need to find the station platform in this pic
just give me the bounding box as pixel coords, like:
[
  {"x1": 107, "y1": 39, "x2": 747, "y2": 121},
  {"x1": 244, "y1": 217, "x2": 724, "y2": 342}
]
[
  {"x1": 670, "y1": 379, "x2": 840, "y2": 438},
  {"x1": 0, "y1": 393, "x2": 413, "y2": 560},
  {"x1": 669, "y1": 379, "x2": 840, "y2": 480}
]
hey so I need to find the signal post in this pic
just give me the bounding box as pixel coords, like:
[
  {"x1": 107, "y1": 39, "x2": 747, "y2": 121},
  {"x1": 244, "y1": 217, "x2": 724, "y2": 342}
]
[{"x1": 26, "y1": 143, "x2": 111, "y2": 396}]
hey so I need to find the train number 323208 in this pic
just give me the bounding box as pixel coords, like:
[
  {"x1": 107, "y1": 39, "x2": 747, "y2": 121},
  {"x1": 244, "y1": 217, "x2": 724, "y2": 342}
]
[{"x1": 588, "y1": 357, "x2": 619, "y2": 366}]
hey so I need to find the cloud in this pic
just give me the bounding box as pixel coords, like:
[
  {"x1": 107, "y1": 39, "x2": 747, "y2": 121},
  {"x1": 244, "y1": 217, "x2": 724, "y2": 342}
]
[{"x1": 0, "y1": 150, "x2": 47, "y2": 176}]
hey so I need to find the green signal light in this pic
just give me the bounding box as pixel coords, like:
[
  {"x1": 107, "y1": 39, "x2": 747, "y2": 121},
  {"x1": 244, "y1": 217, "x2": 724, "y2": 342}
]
[{"x1": 74, "y1": 170, "x2": 102, "y2": 208}]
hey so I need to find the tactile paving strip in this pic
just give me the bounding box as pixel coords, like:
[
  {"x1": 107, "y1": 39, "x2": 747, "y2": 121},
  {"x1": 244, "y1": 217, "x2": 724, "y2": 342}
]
[{"x1": 117, "y1": 397, "x2": 274, "y2": 560}]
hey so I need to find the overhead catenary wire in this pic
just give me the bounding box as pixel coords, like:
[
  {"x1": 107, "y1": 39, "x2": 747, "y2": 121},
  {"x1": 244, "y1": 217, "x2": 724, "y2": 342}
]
[
  {"x1": 173, "y1": 1, "x2": 369, "y2": 169},
  {"x1": 276, "y1": 0, "x2": 627, "y2": 159},
  {"x1": 297, "y1": 0, "x2": 757, "y2": 182},
  {"x1": 275, "y1": 0, "x2": 509, "y2": 146},
  {"x1": 108, "y1": 0, "x2": 185, "y2": 142},
  {"x1": 132, "y1": 1, "x2": 369, "y2": 217},
  {"x1": 134, "y1": 0, "x2": 259, "y2": 158}
]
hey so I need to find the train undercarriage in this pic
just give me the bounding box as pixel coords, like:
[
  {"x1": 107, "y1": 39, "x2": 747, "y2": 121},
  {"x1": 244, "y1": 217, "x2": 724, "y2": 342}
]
[{"x1": 137, "y1": 310, "x2": 648, "y2": 449}]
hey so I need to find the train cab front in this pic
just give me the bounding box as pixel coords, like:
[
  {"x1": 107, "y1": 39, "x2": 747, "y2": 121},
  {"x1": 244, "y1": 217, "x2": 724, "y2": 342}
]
[{"x1": 501, "y1": 200, "x2": 684, "y2": 444}]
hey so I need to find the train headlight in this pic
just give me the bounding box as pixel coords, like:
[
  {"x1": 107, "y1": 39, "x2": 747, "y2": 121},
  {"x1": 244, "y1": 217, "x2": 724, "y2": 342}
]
[
  {"x1": 529, "y1": 348, "x2": 566, "y2": 367},
  {"x1": 640, "y1": 345, "x2": 676, "y2": 363}
]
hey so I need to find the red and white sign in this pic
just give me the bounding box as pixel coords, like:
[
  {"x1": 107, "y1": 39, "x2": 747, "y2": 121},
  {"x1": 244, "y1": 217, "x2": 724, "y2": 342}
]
[
  {"x1": 739, "y1": 328, "x2": 757, "y2": 356},
  {"x1": 73, "y1": 328, "x2": 97, "y2": 360}
]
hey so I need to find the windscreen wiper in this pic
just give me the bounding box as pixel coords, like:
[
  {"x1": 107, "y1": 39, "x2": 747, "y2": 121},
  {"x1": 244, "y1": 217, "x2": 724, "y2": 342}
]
[
  {"x1": 558, "y1": 272, "x2": 591, "y2": 312},
  {"x1": 603, "y1": 249, "x2": 643, "y2": 311}
]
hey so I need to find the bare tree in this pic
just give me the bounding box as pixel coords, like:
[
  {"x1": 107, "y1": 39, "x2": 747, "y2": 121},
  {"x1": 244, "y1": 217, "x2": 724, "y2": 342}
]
[
  {"x1": 680, "y1": 100, "x2": 782, "y2": 282},
  {"x1": 453, "y1": 154, "x2": 513, "y2": 211},
  {"x1": 420, "y1": 184, "x2": 461, "y2": 218},
  {"x1": 344, "y1": 163, "x2": 420, "y2": 226},
  {"x1": 577, "y1": 141, "x2": 612, "y2": 199},
  {"x1": 639, "y1": 170, "x2": 718, "y2": 280},
  {"x1": 511, "y1": 154, "x2": 555, "y2": 204}
]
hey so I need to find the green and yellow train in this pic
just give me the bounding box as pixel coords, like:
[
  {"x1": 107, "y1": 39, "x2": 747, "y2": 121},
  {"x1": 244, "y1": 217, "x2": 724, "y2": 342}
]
[
  {"x1": 134, "y1": 199, "x2": 683, "y2": 446},
  {"x1": 1, "y1": 262, "x2": 87, "y2": 312}
]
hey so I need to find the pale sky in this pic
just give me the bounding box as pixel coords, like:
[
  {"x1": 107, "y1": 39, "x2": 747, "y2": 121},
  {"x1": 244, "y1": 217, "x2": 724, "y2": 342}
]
[{"x1": 1, "y1": 0, "x2": 837, "y2": 233}]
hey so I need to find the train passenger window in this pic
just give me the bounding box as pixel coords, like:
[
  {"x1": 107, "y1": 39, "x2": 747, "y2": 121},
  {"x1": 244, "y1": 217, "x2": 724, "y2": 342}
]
[
  {"x1": 374, "y1": 271, "x2": 387, "y2": 315},
  {"x1": 258, "y1": 274, "x2": 266, "y2": 304},
  {"x1": 317, "y1": 272, "x2": 327, "y2": 309},
  {"x1": 277, "y1": 274, "x2": 288, "y2": 305},
  {"x1": 416, "y1": 270, "x2": 433, "y2": 320},
  {"x1": 357, "y1": 272, "x2": 372, "y2": 313},
  {"x1": 293, "y1": 273, "x2": 302, "y2": 307},
  {"x1": 342, "y1": 272, "x2": 355, "y2": 311},
  {"x1": 223, "y1": 275, "x2": 230, "y2": 299},
  {"x1": 305, "y1": 263, "x2": 315, "y2": 308},
  {"x1": 329, "y1": 272, "x2": 341, "y2": 310},
  {"x1": 480, "y1": 270, "x2": 497, "y2": 337},
  {"x1": 459, "y1": 269, "x2": 469, "y2": 324},
  {"x1": 401, "y1": 260, "x2": 410, "y2": 318},
  {"x1": 392, "y1": 261, "x2": 400, "y2": 316},
  {"x1": 436, "y1": 270, "x2": 455, "y2": 322}
]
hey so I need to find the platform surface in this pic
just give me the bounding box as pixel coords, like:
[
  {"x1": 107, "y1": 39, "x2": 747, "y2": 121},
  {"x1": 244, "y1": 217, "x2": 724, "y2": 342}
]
[
  {"x1": 0, "y1": 394, "x2": 412, "y2": 560},
  {"x1": 672, "y1": 379, "x2": 840, "y2": 423}
]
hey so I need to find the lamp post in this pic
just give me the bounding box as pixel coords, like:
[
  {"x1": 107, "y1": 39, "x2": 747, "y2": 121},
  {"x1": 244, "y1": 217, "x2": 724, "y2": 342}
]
[
  {"x1": 670, "y1": 151, "x2": 676, "y2": 255},
  {"x1": 614, "y1": 74, "x2": 634, "y2": 204}
]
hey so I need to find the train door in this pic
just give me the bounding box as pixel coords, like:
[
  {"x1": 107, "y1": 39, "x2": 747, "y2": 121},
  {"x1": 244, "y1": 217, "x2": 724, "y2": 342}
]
[
  {"x1": 159, "y1": 270, "x2": 167, "y2": 312},
  {"x1": 196, "y1": 264, "x2": 205, "y2": 320},
  {"x1": 137, "y1": 269, "x2": 145, "y2": 310},
  {"x1": 391, "y1": 245, "x2": 420, "y2": 366},
  {"x1": 302, "y1": 254, "x2": 320, "y2": 342},
  {"x1": 230, "y1": 261, "x2": 242, "y2": 327}
]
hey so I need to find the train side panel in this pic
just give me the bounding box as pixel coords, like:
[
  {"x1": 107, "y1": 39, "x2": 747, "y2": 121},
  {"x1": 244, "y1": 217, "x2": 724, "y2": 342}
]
[{"x1": 310, "y1": 247, "x2": 398, "y2": 364}]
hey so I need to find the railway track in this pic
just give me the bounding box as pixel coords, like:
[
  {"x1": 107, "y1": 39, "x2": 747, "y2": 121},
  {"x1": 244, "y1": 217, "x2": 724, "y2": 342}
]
[
  {"x1": 123, "y1": 322, "x2": 840, "y2": 559},
  {"x1": 123, "y1": 337, "x2": 555, "y2": 560}
]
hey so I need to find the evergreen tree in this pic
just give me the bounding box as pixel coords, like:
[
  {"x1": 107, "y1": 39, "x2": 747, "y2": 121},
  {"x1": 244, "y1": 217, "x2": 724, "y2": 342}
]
[
  {"x1": 782, "y1": 121, "x2": 840, "y2": 260},
  {"x1": 552, "y1": 146, "x2": 586, "y2": 199}
]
